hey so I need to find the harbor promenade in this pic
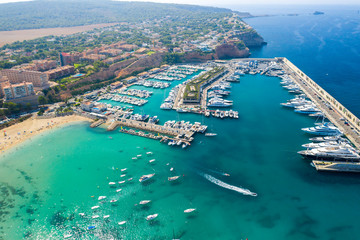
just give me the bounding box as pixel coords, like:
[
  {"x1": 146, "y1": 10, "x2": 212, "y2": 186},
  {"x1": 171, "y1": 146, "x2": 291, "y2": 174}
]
[
  {"x1": 279, "y1": 57, "x2": 360, "y2": 150},
  {"x1": 172, "y1": 84, "x2": 186, "y2": 109}
]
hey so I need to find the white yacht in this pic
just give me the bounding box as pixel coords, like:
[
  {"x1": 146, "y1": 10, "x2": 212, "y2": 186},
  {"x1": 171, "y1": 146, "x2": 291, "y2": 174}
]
[
  {"x1": 139, "y1": 173, "x2": 155, "y2": 183},
  {"x1": 302, "y1": 141, "x2": 350, "y2": 149},
  {"x1": 310, "y1": 136, "x2": 343, "y2": 142},
  {"x1": 139, "y1": 200, "x2": 151, "y2": 205},
  {"x1": 298, "y1": 146, "x2": 360, "y2": 161},
  {"x1": 160, "y1": 103, "x2": 172, "y2": 110},
  {"x1": 294, "y1": 105, "x2": 320, "y2": 114},
  {"x1": 208, "y1": 100, "x2": 232, "y2": 108},
  {"x1": 309, "y1": 112, "x2": 325, "y2": 117},
  {"x1": 283, "y1": 84, "x2": 299, "y2": 90},
  {"x1": 211, "y1": 97, "x2": 233, "y2": 103},
  {"x1": 281, "y1": 98, "x2": 311, "y2": 108},
  {"x1": 146, "y1": 214, "x2": 158, "y2": 221},
  {"x1": 205, "y1": 133, "x2": 217, "y2": 137},
  {"x1": 184, "y1": 208, "x2": 196, "y2": 213},
  {"x1": 301, "y1": 123, "x2": 343, "y2": 136},
  {"x1": 168, "y1": 176, "x2": 180, "y2": 181}
]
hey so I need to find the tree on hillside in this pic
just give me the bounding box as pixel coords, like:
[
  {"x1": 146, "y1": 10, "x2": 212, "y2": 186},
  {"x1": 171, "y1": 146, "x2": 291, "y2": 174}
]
[{"x1": 38, "y1": 96, "x2": 47, "y2": 105}]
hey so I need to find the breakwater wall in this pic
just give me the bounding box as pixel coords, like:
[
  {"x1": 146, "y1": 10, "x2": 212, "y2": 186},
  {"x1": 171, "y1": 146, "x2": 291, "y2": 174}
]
[
  {"x1": 280, "y1": 57, "x2": 360, "y2": 149},
  {"x1": 280, "y1": 57, "x2": 360, "y2": 132},
  {"x1": 107, "y1": 118, "x2": 194, "y2": 138}
]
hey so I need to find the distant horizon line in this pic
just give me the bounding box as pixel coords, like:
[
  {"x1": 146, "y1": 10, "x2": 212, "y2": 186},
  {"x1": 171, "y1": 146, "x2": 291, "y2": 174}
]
[{"x1": 0, "y1": 0, "x2": 360, "y2": 5}]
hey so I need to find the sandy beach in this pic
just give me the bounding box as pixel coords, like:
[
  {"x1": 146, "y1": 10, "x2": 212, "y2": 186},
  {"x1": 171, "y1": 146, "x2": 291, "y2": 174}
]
[{"x1": 0, "y1": 115, "x2": 91, "y2": 153}]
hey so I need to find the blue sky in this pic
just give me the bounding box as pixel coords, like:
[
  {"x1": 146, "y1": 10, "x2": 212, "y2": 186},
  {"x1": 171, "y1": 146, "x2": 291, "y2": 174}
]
[{"x1": 0, "y1": 0, "x2": 359, "y2": 4}]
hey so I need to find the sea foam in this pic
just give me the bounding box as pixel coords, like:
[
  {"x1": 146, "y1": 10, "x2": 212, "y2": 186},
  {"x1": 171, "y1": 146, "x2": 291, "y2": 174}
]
[{"x1": 201, "y1": 173, "x2": 257, "y2": 197}]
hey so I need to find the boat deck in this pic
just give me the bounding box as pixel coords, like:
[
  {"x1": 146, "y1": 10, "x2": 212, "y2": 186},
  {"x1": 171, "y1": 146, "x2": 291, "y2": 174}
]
[{"x1": 312, "y1": 160, "x2": 360, "y2": 173}]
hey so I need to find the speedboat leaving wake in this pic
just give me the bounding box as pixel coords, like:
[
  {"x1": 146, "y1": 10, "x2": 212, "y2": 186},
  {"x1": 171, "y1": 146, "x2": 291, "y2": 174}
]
[
  {"x1": 201, "y1": 173, "x2": 257, "y2": 197},
  {"x1": 204, "y1": 168, "x2": 231, "y2": 177}
]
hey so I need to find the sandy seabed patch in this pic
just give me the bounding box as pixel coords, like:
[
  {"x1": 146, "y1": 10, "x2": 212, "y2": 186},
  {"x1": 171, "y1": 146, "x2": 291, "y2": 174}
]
[{"x1": 0, "y1": 115, "x2": 91, "y2": 153}]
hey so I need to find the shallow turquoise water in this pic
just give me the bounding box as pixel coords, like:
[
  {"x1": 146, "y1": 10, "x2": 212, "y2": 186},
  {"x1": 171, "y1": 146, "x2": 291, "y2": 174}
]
[{"x1": 1, "y1": 74, "x2": 360, "y2": 239}]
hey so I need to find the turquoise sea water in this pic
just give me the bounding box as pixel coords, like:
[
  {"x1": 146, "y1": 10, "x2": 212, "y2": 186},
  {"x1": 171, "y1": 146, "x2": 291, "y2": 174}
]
[
  {"x1": 2, "y1": 5, "x2": 360, "y2": 239},
  {"x1": 2, "y1": 74, "x2": 360, "y2": 239}
]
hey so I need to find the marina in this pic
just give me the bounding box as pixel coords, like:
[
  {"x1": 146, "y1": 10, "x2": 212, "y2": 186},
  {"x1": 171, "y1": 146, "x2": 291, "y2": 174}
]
[
  {"x1": 87, "y1": 58, "x2": 360, "y2": 167},
  {"x1": 3, "y1": 58, "x2": 360, "y2": 239},
  {"x1": 2, "y1": 7, "x2": 360, "y2": 239}
]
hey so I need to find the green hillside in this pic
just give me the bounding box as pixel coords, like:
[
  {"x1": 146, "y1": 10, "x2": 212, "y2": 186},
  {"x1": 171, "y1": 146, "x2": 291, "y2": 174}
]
[{"x1": 0, "y1": 0, "x2": 249, "y2": 31}]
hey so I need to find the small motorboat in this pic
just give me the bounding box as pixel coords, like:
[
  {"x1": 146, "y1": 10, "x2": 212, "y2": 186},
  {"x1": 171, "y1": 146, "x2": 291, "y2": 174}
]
[
  {"x1": 110, "y1": 200, "x2": 117, "y2": 203},
  {"x1": 184, "y1": 208, "x2": 196, "y2": 213},
  {"x1": 149, "y1": 159, "x2": 156, "y2": 163},
  {"x1": 127, "y1": 178, "x2": 133, "y2": 181},
  {"x1": 168, "y1": 176, "x2": 180, "y2": 181},
  {"x1": 223, "y1": 173, "x2": 230, "y2": 176},
  {"x1": 118, "y1": 181, "x2": 125, "y2": 184},
  {"x1": 139, "y1": 200, "x2": 151, "y2": 205},
  {"x1": 79, "y1": 213, "x2": 85, "y2": 216},
  {"x1": 121, "y1": 168, "x2": 127, "y2": 172},
  {"x1": 92, "y1": 215, "x2": 100, "y2": 219},
  {"x1": 121, "y1": 174, "x2": 126, "y2": 178},
  {"x1": 64, "y1": 234, "x2": 72, "y2": 239},
  {"x1": 116, "y1": 189, "x2": 122, "y2": 192},
  {"x1": 98, "y1": 196, "x2": 106, "y2": 201},
  {"x1": 146, "y1": 213, "x2": 158, "y2": 221},
  {"x1": 118, "y1": 221, "x2": 127, "y2": 225},
  {"x1": 139, "y1": 173, "x2": 155, "y2": 183},
  {"x1": 91, "y1": 206, "x2": 100, "y2": 210},
  {"x1": 103, "y1": 215, "x2": 110, "y2": 219},
  {"x1": 146, "y1": 152, "x2": 153, "y2": 155},
  {"x1": 137, "y1": 154, "x2": 142, "y2": 158},
  {"x1": 170, "y1": 168, "x2": 174, "y2": 171},
  {"x1": 109, "y1": 182, "x2": 116, "y2": 186},
  {"x1": 132, "y1": 157, "x2": 137, "y2": 160},
  {"x1": 205, "y1": 133, "x2": 217, "y2": 137}
]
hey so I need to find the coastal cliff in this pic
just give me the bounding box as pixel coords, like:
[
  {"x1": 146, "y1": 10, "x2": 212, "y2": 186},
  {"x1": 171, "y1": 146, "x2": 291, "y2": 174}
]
[
  {"x1": 232, "y1": 30, "x2": 266, "y2": 47},
  {"x1": 182, "y1": 51, "x2": 215, "y2": 62},
  {"x1": 180, "y1": 42, "x2": 250, "y2": 62},
  {"x1": 215, "y1": 43, "x2": 250, "y2": 59}
]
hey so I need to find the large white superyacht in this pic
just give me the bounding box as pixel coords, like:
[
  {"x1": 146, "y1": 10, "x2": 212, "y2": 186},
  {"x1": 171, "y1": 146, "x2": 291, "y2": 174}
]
[
  {"x1": 298, "y1": 146, "x2": 360, "y2": 161},
  {"x1": 302, "y1": 123, "x2": 343, "y2": 136}
]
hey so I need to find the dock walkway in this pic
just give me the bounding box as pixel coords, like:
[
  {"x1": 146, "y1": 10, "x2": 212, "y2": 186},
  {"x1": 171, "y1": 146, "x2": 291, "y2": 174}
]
[
  {"x1": 280, "y1": 58, "x2": 360, "y2": 150},
  {"x1": 107, "y1": 118, "x2": 194, "y2": 138},
  {"x1": 90, "y1": 119, "x2": 105, "y2": 128}
]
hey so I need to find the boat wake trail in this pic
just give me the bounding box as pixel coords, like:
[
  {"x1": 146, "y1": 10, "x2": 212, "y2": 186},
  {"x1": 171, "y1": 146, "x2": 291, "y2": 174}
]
[
  {"x1": 200, "y1": 173, "x2": 257, "y2": 197},
  {"x1": 204, "y1": 168, "x2": 230, "y2": 177}
]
